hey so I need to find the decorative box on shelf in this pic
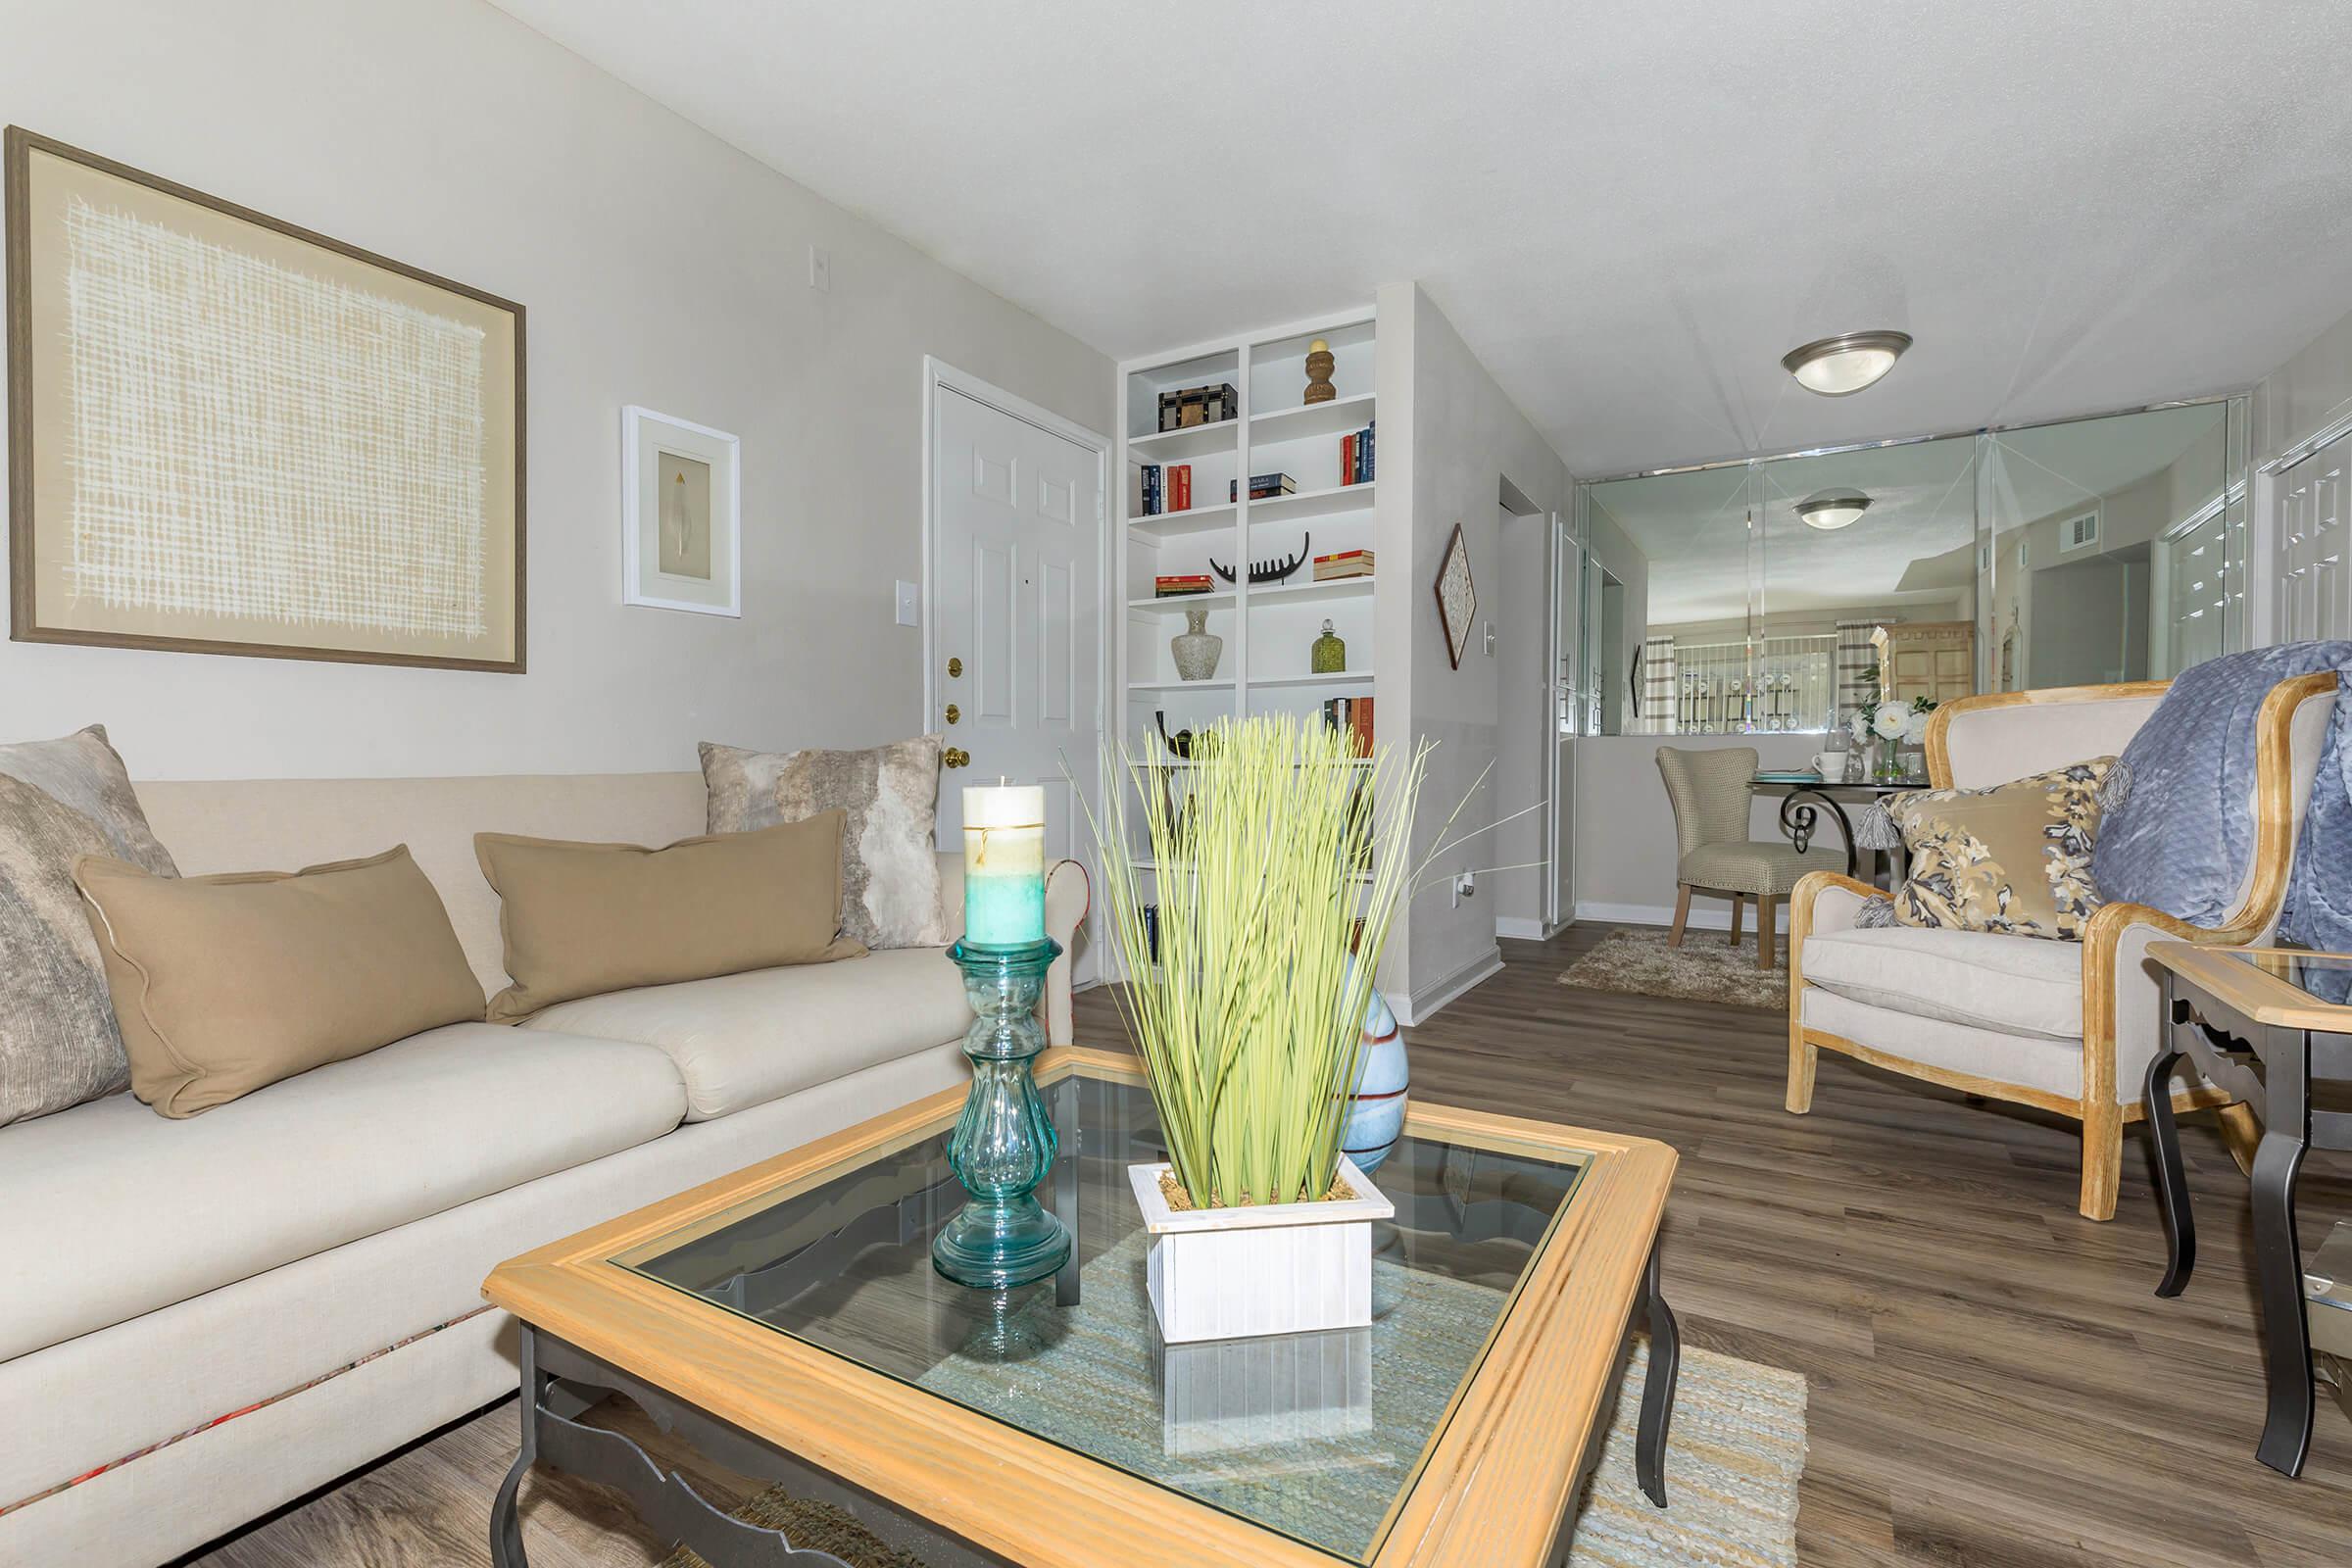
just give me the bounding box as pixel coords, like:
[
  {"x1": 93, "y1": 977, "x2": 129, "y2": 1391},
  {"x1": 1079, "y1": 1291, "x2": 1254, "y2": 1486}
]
[
  {"x1": 1156, "y1": 383, "x2": 1238, "y2": 431},
  {"x1": 1128, "y1": 1157, "x2": 1395, "y2": 1343}
]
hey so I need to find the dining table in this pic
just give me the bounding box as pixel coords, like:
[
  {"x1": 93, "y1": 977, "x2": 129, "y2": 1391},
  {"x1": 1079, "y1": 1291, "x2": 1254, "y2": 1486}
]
[{"x1": 1746, "y1": 772, "x2": 1926, "y2": 887}]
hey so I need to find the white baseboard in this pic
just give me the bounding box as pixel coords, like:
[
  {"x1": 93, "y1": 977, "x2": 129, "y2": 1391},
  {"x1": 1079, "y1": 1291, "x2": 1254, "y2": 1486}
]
[
  {"x1": 1494, "y1": 916, "x2": 1557, "y2": 941},
  {"x1": 1396, "y1": 947, "x2": 1504, "y2": 1027},
  {"x1": 1575, "y1": 899, "x2": 1790, "y2": 933}
]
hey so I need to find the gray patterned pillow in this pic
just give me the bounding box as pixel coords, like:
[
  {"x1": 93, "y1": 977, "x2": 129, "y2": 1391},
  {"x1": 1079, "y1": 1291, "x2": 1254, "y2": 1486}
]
[
  {"x1": 0, "y1": 727, "x2": 179, "y2": 1125},
  {"x1": 700, "y1": 736, "x2": 946, "y2": 949},
  {"x1": 0, "y1": 725, "x2": 177, "y2": 873}
]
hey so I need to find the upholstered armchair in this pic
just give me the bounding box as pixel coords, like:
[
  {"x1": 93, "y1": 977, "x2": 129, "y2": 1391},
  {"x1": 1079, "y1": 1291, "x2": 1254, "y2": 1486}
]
[
  {"x1": 1657, "y1": 746, "x2": 1845, "y2": 969},
  {"x1": 1785, "y1": 674, "x2": 2339, "y2": 1220}
]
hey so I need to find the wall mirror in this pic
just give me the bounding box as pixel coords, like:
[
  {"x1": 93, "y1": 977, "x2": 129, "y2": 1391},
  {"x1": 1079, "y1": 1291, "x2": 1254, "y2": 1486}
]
[{"x1": 1576, "y1": 399, "x2": 2245, "y2": 736}]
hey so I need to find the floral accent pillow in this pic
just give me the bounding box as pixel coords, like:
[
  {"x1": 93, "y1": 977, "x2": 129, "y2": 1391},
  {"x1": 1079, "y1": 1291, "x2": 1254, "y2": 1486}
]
[{"x1": 1886, "y1": 759, "x2": 2114, "y2": 941}]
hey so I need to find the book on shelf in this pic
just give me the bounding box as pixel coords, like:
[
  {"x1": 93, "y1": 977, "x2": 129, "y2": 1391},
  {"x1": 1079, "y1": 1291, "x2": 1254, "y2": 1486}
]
[
  {"x1": 1137, "y1": 463, "x2": 1163, "y2": 516},
  {"x1": 1168, "y1": 464, "x2": 1191, "y2": 512},
  {"x1": 1153, "y1": 574, "x2": 1214, "y2": 597},
  {"x1": 1312, "y1": 549, "x2": 1374, "y2": 581},
  {"x1": 1342, "y1": 420, "x2": 1375, "y2": 485},
  {"x1": 1229, "y1": 472, "x2": 1298, "y2": 502},
  {"x1": 1321, "y1": 696, "x2": 1374, "y2": 757}
]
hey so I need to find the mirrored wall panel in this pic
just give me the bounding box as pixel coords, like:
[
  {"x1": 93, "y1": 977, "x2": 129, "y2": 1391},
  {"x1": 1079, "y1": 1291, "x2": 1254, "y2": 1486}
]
[{"x1": 1578, "y1": 400, "x2": 2244, "y2": 735}]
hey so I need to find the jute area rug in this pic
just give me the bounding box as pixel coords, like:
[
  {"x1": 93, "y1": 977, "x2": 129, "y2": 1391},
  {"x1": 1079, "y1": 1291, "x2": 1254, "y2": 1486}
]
[
  {"x1": 660, "y1": 1337, "x2": 1807, "y2": 1568},
  {"x1": 1559, "y1": 926, "x2": 1788, "y2": 1012}
]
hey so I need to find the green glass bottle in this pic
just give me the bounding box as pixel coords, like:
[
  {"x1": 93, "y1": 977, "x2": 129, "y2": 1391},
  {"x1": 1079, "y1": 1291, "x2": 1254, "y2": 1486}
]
[{"x1": 1310, "y1": 617, "x2": 1347, "y2": 674}]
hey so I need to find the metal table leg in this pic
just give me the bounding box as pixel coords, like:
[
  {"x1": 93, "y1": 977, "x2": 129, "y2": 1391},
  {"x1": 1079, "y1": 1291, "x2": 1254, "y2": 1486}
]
[
  {"x1": 1635, "y1": 1241, "x2": 1680, "y2": 1508},
  {"x1": 2252, "y1": 1026, "x2": 2315, "y2": 1477},
  {"x1": 488, "y1": 1327, "x2": 542, "y2": 1567},
  {"x1": 2145, "y1": 984, "x2": 2196, "y2": 1298}
]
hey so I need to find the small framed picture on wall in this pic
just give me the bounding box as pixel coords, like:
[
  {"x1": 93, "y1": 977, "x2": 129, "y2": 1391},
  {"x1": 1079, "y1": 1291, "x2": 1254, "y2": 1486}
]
[{"x1": 621, "y1": 406, "x2": 740, "y2": 616}]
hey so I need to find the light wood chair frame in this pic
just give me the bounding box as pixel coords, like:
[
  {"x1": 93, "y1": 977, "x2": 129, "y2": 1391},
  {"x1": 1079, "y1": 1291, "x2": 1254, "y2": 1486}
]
[{"x1": 1784, "y1": 675, "x2": 2334, "y2": 1220}]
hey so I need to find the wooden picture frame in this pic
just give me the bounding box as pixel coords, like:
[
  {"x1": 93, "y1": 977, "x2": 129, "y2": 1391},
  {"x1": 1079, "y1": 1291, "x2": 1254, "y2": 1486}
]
[
  {"x1": 620, "y1": 407, "x2": 741, "y2": 617},
  {"x1": 6, "y1": 127, "x2": 526, "y2": 671},
  {"x1": 1433, "y1": 521, "x2": 1476, "y2": 669}
]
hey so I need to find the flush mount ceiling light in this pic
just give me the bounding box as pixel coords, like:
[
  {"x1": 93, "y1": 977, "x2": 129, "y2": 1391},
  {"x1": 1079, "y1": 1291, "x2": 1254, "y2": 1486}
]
[
  {"x1": 1781, "y1": 330, "x2": 1912, "y2": 396},
  {"x1": 1796, "y1": 488, "x2": 1872, "y2": 530}
]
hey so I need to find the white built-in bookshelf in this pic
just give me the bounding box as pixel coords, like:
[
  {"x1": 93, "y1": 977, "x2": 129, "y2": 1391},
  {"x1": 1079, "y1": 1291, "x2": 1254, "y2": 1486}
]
[{"x1": 1113, "y1": 309, "x2": 1389, "y2": 896}]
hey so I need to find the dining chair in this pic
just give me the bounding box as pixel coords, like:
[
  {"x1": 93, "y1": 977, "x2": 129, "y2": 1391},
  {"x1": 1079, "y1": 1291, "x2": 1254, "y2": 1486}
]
[{"x1": 1655, "y1": 746, "x2": 1845, "y2": 970}]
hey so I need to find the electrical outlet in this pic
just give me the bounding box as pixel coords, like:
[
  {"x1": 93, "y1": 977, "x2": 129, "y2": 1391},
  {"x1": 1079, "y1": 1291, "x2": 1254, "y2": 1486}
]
[
  {"x1": 1451, "y1": 870, "x2": 1476, "y2": 907},
  {"x1": 894, "y1": 578, "x2": 918, "y2": 627},
  {"x1": 808, "y1": 245, "x2": 831, "y2": 292}
]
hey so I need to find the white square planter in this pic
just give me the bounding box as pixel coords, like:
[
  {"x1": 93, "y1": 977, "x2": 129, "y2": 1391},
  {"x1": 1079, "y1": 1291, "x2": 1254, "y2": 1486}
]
[{"x1": 1128, "y1": 1158, "x2": 1396, "y2": 1344}]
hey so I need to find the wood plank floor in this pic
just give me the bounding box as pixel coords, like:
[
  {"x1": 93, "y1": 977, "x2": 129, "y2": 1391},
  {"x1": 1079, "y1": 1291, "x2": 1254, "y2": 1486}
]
[{"x1": 186, "y1": 924, "x2": 2352, "y2": 1568}]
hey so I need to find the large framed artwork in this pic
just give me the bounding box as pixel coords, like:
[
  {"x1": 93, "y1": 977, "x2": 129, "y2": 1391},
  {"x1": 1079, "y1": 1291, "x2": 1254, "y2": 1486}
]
[
  {"x1": 621, "y1": 406, "x2": 740, "y2": 617},
  {"x1": 6, "y1": 128, "x2": 525, "y2": 670}
]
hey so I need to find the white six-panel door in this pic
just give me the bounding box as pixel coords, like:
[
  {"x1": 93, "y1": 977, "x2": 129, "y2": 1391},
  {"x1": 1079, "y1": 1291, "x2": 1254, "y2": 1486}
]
[
  {"x1": 929, "y1": 382, "x2": 1104, "y2": 896},
  {"x1": 2275, "y1": 432, "x2": 2348, "y2": 643}
]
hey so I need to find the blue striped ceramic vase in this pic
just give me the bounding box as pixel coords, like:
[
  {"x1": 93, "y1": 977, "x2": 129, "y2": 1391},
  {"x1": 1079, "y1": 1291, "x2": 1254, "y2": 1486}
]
[{"x1": 1341, "y1": 984, "x2": 1409, "y2": 1175}]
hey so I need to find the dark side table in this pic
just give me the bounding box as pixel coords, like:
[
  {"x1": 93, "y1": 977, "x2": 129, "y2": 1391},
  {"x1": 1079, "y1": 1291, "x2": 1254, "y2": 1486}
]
[{"x1": 2145, "y1": 942, "x2": 2352, "y2": 1476}]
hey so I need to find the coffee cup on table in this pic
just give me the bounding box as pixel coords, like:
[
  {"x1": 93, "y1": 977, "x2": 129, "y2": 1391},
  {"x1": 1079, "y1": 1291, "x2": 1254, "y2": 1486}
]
[{"x1": 1811, "y1": 752, "x2": 1842, "y2": 778}]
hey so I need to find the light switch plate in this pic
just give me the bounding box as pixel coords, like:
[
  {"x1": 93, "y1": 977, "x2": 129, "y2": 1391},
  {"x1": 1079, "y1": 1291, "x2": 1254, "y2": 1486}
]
[
  {"x1": 894, "y1": 579, "x2": 918, "y2": 627},
  {"x1": 1483, "y1": 620, "x2": 1496, "y2": 657}
]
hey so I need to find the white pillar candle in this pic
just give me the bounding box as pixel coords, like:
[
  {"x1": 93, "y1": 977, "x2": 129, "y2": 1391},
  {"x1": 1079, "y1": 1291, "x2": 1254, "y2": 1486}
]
[{"x1": 962, "y1": 782, "x2": 1047, "y2": 946}]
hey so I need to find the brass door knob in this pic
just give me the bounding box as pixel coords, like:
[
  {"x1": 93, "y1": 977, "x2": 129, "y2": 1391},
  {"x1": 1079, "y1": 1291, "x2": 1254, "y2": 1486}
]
[
  {"x1": 947, "y1": 657, "x2": 963, "y2": 678},
  {"x1": 943, "y1": 747, "x2": 971, "y2": 768},
  {"x1": 943, "y1": 704, "x2": 960, "y2": 724}
]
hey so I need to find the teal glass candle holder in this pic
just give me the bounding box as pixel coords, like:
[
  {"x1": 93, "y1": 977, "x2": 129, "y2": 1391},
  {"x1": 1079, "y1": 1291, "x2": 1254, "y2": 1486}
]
[{"x1": 932, "y1": 936, "x2": 1071, "y2": 1290}]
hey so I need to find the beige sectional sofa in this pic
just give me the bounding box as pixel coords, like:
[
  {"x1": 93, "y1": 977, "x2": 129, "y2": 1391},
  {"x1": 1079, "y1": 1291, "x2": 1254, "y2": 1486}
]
[{"x1": 0, "y1": 770, "x2": 1086, "y2": 1568}]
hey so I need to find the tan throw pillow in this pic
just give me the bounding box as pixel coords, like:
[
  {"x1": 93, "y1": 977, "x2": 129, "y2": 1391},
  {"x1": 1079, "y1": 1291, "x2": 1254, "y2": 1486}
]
[
  {"x1": 700, "y1": 736, "x2": 947, "y2": 949},
  {"x1": 73, "y1": 847, "x2": 486, "y2": 1118},
  {"x1": 476, "y1": 811, "x2": 863, "y2": 1023},
  {"x1": 1886, "y1": 759, "x2": 2114, "y2": 942}
]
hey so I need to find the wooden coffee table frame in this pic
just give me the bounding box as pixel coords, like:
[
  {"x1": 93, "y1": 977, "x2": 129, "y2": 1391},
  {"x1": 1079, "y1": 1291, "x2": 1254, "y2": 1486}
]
[{"x1": 482, "y1": 1047, "x2": 1680, "y2": 1568}]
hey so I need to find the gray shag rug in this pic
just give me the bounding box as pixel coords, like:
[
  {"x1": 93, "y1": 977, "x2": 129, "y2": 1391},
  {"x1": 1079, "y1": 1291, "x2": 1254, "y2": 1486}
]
[{"x1": 1559, "y1": 927, "x2": 1789, "y2": 1012}]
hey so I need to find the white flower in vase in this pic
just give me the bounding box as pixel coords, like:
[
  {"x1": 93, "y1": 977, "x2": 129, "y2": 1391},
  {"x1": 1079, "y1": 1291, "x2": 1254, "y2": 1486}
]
[
  {"x1": 1902, "y1": 707, "x2": 1933, "y2": 745},
  {"x1": 1871, "y1": 705, "x2": 1910, "y2": 742},
  {"x1": 1847, "y1": 710, "x2": 1871, "y2": 746}
]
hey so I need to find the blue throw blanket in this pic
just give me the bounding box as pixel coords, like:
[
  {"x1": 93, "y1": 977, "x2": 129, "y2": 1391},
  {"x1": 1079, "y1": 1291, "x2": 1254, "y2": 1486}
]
[{"x1": 2091, "y1": 642, "x2": 2352, "y2": 948}]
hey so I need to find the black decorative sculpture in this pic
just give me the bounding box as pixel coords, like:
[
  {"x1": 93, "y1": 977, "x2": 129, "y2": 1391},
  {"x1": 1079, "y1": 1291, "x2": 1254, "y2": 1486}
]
[{"x1": 1210, "y1": 532, "x2": 1308, "y2": 586}]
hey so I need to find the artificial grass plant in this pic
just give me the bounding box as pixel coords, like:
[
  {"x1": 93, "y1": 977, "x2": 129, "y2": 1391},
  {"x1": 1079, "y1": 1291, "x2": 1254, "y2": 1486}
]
[{"x1": 1084, "y1": 713, "x2": 1434, "y2": 1208}]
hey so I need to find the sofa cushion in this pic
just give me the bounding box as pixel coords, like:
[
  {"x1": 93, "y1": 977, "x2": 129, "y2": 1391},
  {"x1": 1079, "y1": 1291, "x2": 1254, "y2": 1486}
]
[
  {"x1": 1800, "y1": 925, "x2": 2082, "y2": 1041},
  {"x1": 1885, "y1": 760, "x2": 2113, "y2": 941},
  {"x1": 476, "y1": 813, "x2": 864, "y2": 1022},
  {"x1": 74, "y1": 846, "x2": 486, "y2": 1117},
  {"x1": 0, "y1": 1022, "x2": 685, "y2": 1362},
  {"x1": 1801, "y1": 987, "x2": 2086, "y2": 1102},
  {"x1": 522, "y1": 946, "x2": 970, "y2": 1120}
]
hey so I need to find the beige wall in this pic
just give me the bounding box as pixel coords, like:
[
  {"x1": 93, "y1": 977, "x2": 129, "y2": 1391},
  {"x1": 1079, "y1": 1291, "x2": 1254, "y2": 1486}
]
[
  {"x1": 2256, "y1": 302, "x2": 2352, "y2": 468},
  {"x1": 0, "y1": 0, "x2": 1112, "y2": 781},
  {"x1": 1573, "y1": 731, "x2": 1832, "y2": 929},
  {"x1": 1374, "y1": 283, "x2": 1574, "y2": 1018}
]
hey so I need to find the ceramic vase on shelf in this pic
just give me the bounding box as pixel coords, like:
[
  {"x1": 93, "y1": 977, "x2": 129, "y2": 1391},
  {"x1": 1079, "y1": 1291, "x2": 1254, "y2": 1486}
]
[
  {"x1": 1172, "y1": 607, "x2": 1222, "y2": 681},
  {"x1": 1310, "y1": 618, "x2": 1347, "y2": 673}
]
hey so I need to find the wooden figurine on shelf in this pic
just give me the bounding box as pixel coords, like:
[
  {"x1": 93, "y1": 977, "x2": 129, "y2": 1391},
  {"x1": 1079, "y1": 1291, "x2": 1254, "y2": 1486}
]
[{"x1": 1303, "y1": 339, "x2": 1336, "y2": 404}]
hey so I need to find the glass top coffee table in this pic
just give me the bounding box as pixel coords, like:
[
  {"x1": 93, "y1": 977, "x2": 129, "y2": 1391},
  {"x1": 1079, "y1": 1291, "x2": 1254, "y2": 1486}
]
[{"x1": 482, "y1": 1048, "x2": 1679, "y2": 1567}]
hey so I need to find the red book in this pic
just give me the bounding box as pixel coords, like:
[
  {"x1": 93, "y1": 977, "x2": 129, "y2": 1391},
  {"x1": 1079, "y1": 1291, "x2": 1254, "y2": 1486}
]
[
  {"x1": 1170, "y1": 465, "x2": 1191, "y2": 511},
  {"x1": 1350, "y1": 696, "x2": 1375, "y2": 756},
  {"x1": 1341, "y1": 434, "x2": 1357, "y2": 485}
]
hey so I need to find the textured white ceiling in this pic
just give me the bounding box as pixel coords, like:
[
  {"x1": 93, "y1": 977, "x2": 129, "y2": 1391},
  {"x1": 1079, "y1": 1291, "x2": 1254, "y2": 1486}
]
[{"x1": 487, "y1": 0, "x2": 2352, "y2": 478}]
